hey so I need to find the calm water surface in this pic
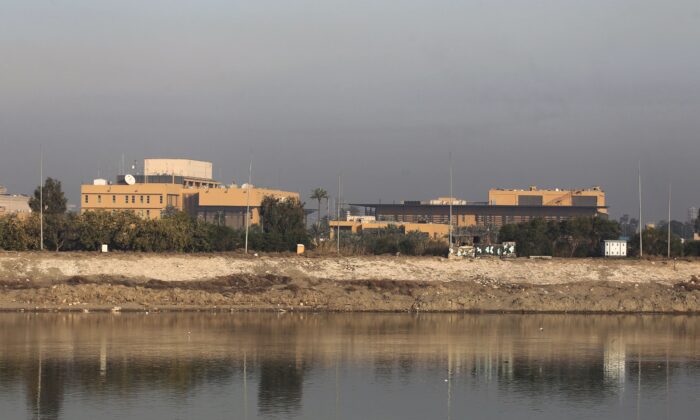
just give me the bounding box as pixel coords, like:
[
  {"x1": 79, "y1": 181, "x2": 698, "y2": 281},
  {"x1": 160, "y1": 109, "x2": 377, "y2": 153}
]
[{"x1": 0, "y1": 313, "x2": 699, "y2": 420}]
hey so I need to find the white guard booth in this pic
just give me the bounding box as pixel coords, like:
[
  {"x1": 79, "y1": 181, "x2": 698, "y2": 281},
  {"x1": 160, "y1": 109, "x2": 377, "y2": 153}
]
[{"x1": 603, "y1": 240, "x2": 627, "y2": 257}]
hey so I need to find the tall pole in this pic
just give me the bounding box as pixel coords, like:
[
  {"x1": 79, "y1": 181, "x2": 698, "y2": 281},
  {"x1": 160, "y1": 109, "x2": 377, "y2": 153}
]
[
  {"x1": 337, "y1": 173, "x2": 341, "y2": 254},
  {"x1": 40, "y1": 146, "x2": 44, "y2": 251},
  {"x1": 667, "y1": 183, "x2": 672, "y2": 259},
  {"x1": 449, "y1": 153, "x2": 453, "y2": 249},
  {"x1": 638, "y1": 161, "x2": 643, "y2": 258},
  {"x1": 244, "y1": 156, "x2": 253, "y2": 254}
]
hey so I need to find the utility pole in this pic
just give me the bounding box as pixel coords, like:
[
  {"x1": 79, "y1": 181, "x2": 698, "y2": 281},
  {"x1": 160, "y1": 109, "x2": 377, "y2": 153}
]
[
  {"x1": 244, "y1": 156, "x2": 253, "y2": 254},
  {"x1": 667, "y1": 183, "x2": 672, "y2": 259},
  {"x1": 337, "y1": 173, "x2": 341, "y2": 254},
  {"x1": 449, "y1": 152, "x2": 453, "y2": 250},
  {"x1": 638, "y1": 161, "x2": 643, "y2": 258},
  {"x1": 40, "y1": 146, "x2": 44, "y2": 251}
]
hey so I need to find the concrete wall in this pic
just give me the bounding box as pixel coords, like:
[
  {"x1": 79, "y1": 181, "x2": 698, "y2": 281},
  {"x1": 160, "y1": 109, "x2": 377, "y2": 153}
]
[{"x1": 144, "y1": 159, "x2": 213, "y2": 180}]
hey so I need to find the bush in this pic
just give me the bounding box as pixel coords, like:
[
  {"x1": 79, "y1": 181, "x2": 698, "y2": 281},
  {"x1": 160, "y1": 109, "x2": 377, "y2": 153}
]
[
  {"x1": 498, "y1": 217, "x2": 621, "y2": 257},
  {"x1": 334, "y1": 226, "x2": 449, "y2": 256}
]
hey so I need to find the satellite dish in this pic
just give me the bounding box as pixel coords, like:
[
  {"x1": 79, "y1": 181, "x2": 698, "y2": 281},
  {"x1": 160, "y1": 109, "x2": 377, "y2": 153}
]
[{"x1": 124, "y1": 174, "x2": 136, "y2": 185}]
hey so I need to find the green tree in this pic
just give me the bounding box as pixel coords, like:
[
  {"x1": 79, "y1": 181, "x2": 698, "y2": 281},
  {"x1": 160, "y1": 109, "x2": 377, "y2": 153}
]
[
  {"x1": 29, "y1": 177, "x2": 67, "y2": 214},
  {"x1": 310, "y1": 188, "x2": 329, "y2": 240},
  {"x1": 0, "y1": 215, "x2": 35, "y2": 250},
  {"x1": 43, "y1": 213, "x2": 79, "y2": 251},
  {"x1": 259, "y1": 196, "x2": 310, "y2": 252}
]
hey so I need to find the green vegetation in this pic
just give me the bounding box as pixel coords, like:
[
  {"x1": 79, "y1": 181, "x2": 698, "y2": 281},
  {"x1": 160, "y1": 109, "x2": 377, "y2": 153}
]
[
  {"x1": 28, "y1": 177, "x2": 67, "y2": 214},
  {"x1": 254, "y1": 196, "x2": 310, "y2": 252},
  {"x1": 310, "y1": 188, "x2": 329, "y2": 241},
  {"x1": 335, "y1": 225, "x2": 449, "y2": 256},
  {"x1": 498, "y1": 217, "x2": 621, "y2": 257},
  {"x1": 0, "y1": 180, "x2": 310, "y2": 253}
]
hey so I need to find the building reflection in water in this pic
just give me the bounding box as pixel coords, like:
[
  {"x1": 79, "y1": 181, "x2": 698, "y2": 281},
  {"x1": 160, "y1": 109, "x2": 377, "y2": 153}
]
[{"x1": 0, "y1": 313, "x2": 698, "y2": 419}]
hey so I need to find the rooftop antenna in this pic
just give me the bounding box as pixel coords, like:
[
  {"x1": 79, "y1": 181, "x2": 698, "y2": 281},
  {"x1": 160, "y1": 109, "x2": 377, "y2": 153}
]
[
  {"x1": 39, "y1": 146, "x2": 44, "y2": 251},
  {"x1": 638, "y1": 161, "x2": 643, "y2": 258},
  {"x1": 244, "y1": 154, "x2": 253, "y2": 254}
]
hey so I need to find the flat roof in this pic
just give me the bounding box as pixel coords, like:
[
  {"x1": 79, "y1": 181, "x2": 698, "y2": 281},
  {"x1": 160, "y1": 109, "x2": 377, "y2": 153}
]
[{"x1": 351, "y1": 203, "x2": 608, "y2": 209}]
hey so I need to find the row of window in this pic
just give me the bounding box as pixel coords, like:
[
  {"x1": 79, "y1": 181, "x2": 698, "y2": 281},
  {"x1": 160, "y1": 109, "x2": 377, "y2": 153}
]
[{"x1": 84, "y1": 194, "x2": 165, "y2": 205}]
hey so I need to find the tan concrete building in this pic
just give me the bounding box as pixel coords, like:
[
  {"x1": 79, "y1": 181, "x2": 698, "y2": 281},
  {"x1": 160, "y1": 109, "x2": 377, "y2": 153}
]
[
  {"x1": 81, "y1": 183, "x2": 188, "y2": 219},
  {"x1": 353, "y1": 186, "x2": 608, "y2": 229},
  {"x1": 193, "y1": 186, "x2": 301, "y2": 228},
  {"x1": 488, "y1": 186, "x2": 606, "y2": 212},
  {"x1": 330, "y1": 217, "x2": 449, "y2": 241},
  {"x1": 0, "y1": 185, "x2": 32, "y2": 218},
  {"x1": 144, "y1": 158, "x2": 213, "y2": 180},
  {"x1": 80, "y1": 159, "x2": 299, "y2": 227}
]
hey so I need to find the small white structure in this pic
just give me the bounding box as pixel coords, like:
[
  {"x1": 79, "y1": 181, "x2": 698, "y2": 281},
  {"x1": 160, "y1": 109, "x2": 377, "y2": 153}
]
[
  {"x1": 603, "y1": 240, "x2": 627, "y2": 257},
  {"x1": 101, "y1": 244, "x2": 109, "y2": 253}
]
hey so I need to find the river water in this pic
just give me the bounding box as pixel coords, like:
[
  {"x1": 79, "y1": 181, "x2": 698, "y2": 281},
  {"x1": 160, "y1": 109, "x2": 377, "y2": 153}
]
[{"x1": 0, "y1": 313, "x2": 698, "y2": 420}]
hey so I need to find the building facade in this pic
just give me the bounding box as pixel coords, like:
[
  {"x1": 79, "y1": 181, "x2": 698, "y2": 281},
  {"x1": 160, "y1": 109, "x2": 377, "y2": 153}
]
[
  {"x1": 0, "y1": 185, "x2": 32, "y2": 218},
  {"x1": 329, "y1": 219, "x2": 449, "y2": 240},
  {"x1": 80, "y1": 159, "x2": 299, "y2": 227},
  {"x1": 688, "y1": 207, "x2": 698, "y2": 223},
  {"x1": 353, "y1": 186, "x2": 607, "y2": 229},
  {"x1": 193, "y1": 187, "x2": 300, "y2": 229}
]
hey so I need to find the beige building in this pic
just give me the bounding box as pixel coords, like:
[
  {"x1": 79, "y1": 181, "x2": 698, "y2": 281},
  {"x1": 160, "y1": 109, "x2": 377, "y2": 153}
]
[
  {"x1": 354, "y1": 186, "x2": 608, "y2": 229},
  {"x1": 144, "y1": 159, "x2": 213, "y2": 181},
  {"x1": 0, "y1": 185, "x2": 32, "y2": 218},
  {"x1": 193, "y1": 186, "x2": 301, "y2": 228},
  {"x1": 81, "y1": 159, "x2": 299, "y2": 227},
  {"x1": 488, "y1": 186, "x2": 606, "y2": 213},
  {"x1": 81, "y1": 183, "x2": 188, "y2": 219},
  {"x1": 330, "y1": 219, "x2": 449, "y2": 241}
]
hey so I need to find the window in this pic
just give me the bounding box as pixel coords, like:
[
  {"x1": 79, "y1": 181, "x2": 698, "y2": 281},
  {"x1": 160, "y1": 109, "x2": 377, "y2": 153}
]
[
  {"x1": 132, "y1": 195, "x2": 136, "y2": 204},
  {"x1": 125, "y1": 195, "x2": 129, "y2": 204},
  {"x1": 159, "y1": 195, "x2": 164, "y2": 204},
  {"x1": 112, "y1": 195, "x2": 116, "y2": 204},
  {"x1": 97, "y1": 195, "x2": 102, "y2": 204},
  {"x1": 147, "y1": 196, "x2": 150, "y2": 204},
  {"x1": 146, "y1": 210, "x2": 150, "y2": 217},
  {"x1": 84, "y1": 195, "x2": 89, "y2": 204}
]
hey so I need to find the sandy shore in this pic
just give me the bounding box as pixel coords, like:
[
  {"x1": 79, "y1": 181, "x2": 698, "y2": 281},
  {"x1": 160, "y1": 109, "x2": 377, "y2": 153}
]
[{"x1": 1, "y1": 252, "x2": 699, "y2": 313}]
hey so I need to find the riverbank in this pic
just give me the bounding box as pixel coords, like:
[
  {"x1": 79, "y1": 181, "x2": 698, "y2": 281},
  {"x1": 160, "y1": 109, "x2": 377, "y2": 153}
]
[{"x1": 1, "y1": 252, "x2": 699, "y2": 312}]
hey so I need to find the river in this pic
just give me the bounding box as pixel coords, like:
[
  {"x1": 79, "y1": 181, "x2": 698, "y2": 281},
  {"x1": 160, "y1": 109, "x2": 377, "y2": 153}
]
[{"x1": 0, "y1": 313, "x2": 698, "y2": 419}]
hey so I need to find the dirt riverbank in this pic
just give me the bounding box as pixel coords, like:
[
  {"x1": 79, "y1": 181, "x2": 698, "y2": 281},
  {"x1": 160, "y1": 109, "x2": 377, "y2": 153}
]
[{"x1": 1, "y1": 252, "x2": 699, "y2": 313}]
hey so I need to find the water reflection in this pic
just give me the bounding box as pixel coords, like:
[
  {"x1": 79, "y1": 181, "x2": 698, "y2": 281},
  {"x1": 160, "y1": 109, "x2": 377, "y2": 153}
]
[{"x1": 0, "y1": 313, "x2": 698, "y2": 419}]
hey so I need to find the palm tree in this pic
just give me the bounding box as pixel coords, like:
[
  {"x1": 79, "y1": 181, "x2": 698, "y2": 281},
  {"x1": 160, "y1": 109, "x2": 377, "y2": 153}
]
[{"x1": 311, "y1": 188, "x2": 329, "y2": 240}]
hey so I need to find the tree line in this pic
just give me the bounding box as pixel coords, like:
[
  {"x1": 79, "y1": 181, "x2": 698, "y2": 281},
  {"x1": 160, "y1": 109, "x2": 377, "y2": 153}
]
[
  {"x1": 0, "y1": 178, "x2": 309, "y2": 253},
  {"x1": 499, "y1": 215, "x2": 700, "y2": 258}
]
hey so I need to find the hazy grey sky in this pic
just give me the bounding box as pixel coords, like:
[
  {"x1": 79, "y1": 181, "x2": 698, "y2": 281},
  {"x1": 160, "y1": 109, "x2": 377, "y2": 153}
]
[{"x1": 1, "y1": 1, "x2": 699, "y2": 220}]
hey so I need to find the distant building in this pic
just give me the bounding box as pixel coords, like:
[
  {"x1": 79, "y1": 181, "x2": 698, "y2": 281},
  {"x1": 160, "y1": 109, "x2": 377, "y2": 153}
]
[
  {"x1": 329, "y1": 219, "x2": 449, "y2": 240},
  {"x1": 0, "y1": 185, "x2": 32, "y2": 217},
  {"x1": 80, "y1": 158, "x2": 299, "y2": 227},
  {"x1": 352, "y1": 186, "x2": 607, "y2": 229},
  {"x1": 688, "y1": 207, "x2": 698, "y2": 223}
]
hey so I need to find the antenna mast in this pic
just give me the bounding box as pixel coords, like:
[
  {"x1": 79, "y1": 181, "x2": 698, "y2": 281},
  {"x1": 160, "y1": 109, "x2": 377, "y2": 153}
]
[
  {"x1": 667, "y1": 183, "x2": 672, "y2": 259},
  {"x1": 449, "y1": 152, "x2": 453, "y2": 249},
  {"x1": 244, "y1": 156, "x2": 253, "y2": 254},
  {"x1": 638, "y1": 161, "x2": 643, "y2": 258},
  {"x1": 337, "y1": 173, "x2": 341, "y2": 254},
  {"x1": 40, "y1": 146, "x2": 44, "y2": 251}
]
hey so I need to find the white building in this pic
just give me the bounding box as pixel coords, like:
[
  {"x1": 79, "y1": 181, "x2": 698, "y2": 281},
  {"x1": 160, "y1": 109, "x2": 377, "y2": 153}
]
[{"x1": 688, "y1": 207, "x2": 698, "y2": 223}]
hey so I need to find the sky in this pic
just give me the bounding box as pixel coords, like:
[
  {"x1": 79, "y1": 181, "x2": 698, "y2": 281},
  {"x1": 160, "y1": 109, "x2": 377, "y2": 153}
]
[{"x1": 1, "y1": 0, "x2": 699, "y2": 221}]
